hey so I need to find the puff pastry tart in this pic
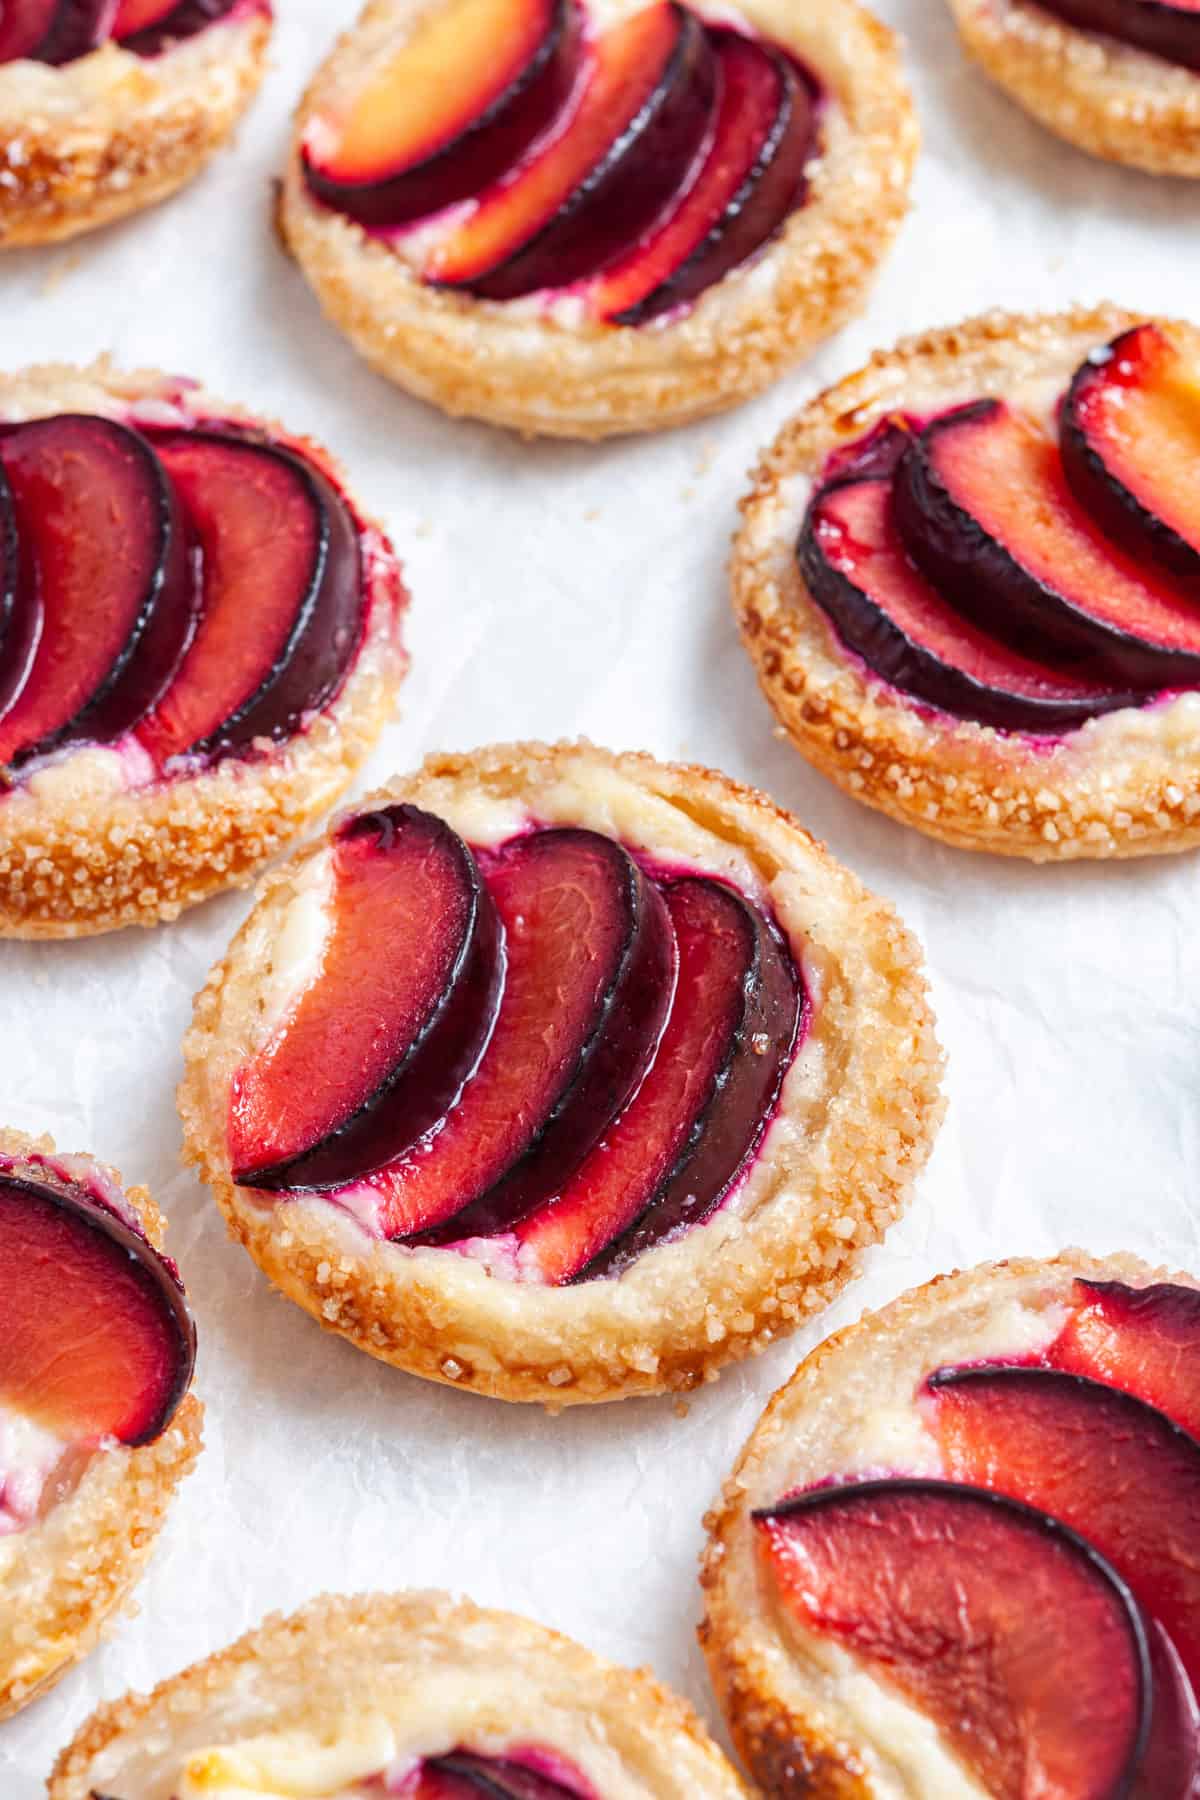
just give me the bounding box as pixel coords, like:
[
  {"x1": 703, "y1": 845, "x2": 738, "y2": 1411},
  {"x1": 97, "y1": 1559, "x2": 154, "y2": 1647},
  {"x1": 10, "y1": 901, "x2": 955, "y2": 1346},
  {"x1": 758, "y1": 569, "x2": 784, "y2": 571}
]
[
  {"x1": 734, "y1": 304, "x2": 1200, "y2": 861},
  {"x1": 0, "y1": 1127, "x2": 201, "y2": 1719},
  {"x1": 278, "y1": 0, "x2": 917, "y2": 439},
  {"x1": 946, "y1": 0, "x2": 1200, "y2": 176},
  {"x1": 0, "y1": 363, "x2": 406, "y2": 939},
  {"x1": 49, "y1": 1590, "x2": 749, "y2": 1799},
  {"x1": 179, "y1": 741, "x2": 943, "y2": 1406},
  {"x1": 0, "y1": 0, "x2": 271, "y2": 246},
  {"x1": 702, "y1": 1250, "x2": 1200, "y2": 1798}
]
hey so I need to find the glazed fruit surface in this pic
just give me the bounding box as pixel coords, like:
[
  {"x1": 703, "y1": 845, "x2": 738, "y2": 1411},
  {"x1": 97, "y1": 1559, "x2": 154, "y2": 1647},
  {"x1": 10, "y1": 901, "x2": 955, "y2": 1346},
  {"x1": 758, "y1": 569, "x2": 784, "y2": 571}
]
[
  {"x1": 799, "y1": 321, "x2": 1200, "y2": 735},
  {"x1": 228, "y1": 803, "x2": 805, "y2": 1284},
  {"x1": 755, "y1": 1275, "x2": 1200, "y2": 1797},
  {"x1": 0, "y1": 412, "x2": 367, "y2": 788},
  {"x1": 0, "y1": 0, "x2": 258, "y2": 63},
  {"x1": 302, "y1": 0, "x2": 820, "y2": 321},
  {"x1": 1032, "y1": 0, "x2": 1200, "y2": 73}
]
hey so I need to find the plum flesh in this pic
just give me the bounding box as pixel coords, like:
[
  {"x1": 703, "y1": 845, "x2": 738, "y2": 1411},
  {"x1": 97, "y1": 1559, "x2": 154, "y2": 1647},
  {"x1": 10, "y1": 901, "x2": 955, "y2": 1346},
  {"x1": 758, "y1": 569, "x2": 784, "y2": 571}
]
[
  {"x1": 1049, "y1": 1277, "x2": 1200, "y2": 1440},
  {"x1": 112, "y1": 0, "x2": 240, "y2": 55},
  {"x1": 422, "y1": 1752, "x2": 587, "y2": 1798}
]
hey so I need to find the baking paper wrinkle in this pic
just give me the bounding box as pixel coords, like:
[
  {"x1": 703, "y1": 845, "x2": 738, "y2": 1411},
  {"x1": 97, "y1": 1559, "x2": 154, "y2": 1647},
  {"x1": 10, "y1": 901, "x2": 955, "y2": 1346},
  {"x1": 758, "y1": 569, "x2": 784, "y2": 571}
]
[{"x1": 3, "y1": 0, "x2": 1200, "y2": 1787}]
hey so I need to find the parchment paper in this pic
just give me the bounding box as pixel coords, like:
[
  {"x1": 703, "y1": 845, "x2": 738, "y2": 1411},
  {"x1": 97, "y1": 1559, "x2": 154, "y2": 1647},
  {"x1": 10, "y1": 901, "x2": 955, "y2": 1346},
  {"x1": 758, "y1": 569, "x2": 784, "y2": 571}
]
[{"x1": 2, "y1": 2, "x2": 1198, "y2": 1787}]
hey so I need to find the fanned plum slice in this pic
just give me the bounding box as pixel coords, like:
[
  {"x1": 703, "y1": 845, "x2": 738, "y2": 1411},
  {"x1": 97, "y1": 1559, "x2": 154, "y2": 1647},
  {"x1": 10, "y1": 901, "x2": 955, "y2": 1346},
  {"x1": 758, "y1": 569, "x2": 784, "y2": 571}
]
[
  {"x1": 112, "y1": 0, "x2": 240, "y2": 54},
  {"x1": 0, "y1": 0, "x2": 58, "y2": 61},
  {"x1": 0, "y1": 1172, "x2": 195, "y2": 1446},
  {"x1": 230, "y1": 806, "x2": 502, "y2": 1192},
  {"x1": 754, "y1": 1479, "x2": 1150, "y2": 1800},
  {"x1": 524, "y1": 876, "x2": 799, "y2": 1286},
  {"x1": 428, "y1": 2, "x2": 717, "y2": 298},
  {"x1": 137, "y1": 432, "x2": 362, "y2": 764},
  {"x1": 800, "y1": 469, "x2": 1134, "y2": 731},
  {"x1": 0, "y1": 416, "x2": 194, "y2": 770},
  {"x1": 1062, "y1": 324, "x2": 1200, "y2": 585},
  {"x1": 592, "y1": 33, "x2": 816, "y2": 326},
  {"x1": 1048, "y1": 1278, "x2": 1200, "y2": 1439},
  {"x1": 303, "y1": 0, "x2": 579, "y2": 229},
  {"x1": 926, "y1": 1366, "x2": 1200, "y2": 1708},
  {"x1": 1035, "y1": 0, "x2": 1200, "y2": 71},
  {"x1": 0, "y1": 465, "x2": 26, "y2": 719},
  {"x1": 424, "y1": 1753, "x2": 584, "y2": 1798},
  {"x1": 15, "y1": 0, "x2": 109, "y2": 64},
  {"x1": 896, "y1": 399, "x2": 1200, "y2": 688},
  {"x1": 374, "y1": 830, "x2": 674, "y2": 1242}
]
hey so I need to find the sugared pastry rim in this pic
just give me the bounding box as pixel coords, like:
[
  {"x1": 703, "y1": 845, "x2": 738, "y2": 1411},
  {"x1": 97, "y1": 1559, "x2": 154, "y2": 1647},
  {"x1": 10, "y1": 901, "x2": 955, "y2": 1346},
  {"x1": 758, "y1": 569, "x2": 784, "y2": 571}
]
[
  {"x1": 49, "y1": 1589, "x2": 750, "y2": 1798},
  {"x1": 179, "y1": 738, "x2": 944, "y2": 1408},
  {"x1": 0, "y1": 8, "x2": 272, "y2": 248},
  {"x1": 0, "y1": 1128, "x2": 203, "y2": 1722},
  {"x1": 733, "y1": 304, "x2": 1200, "y2": 863},
  {"x1": 945, "y1": 0, "x2": 1200, "y2": 178},
  {"x1": 276, "y1": 0, "x2": 918, "y2": 441},
  {"x1": 700, "y1": 1248, "x2": 1194, "y2": 1800},
  {"x1": 0, "y1": 360, "x2": 407, "y2": 940}
]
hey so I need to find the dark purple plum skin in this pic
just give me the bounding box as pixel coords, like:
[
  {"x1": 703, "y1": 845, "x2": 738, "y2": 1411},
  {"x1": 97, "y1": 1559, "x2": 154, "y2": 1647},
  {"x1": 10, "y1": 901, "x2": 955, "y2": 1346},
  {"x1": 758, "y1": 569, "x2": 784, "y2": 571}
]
[
  {"x1": 579, "y1": 875, "x2": 801, "y2": 1280},
  {"x1": 447, "y1": 6, "x2": 719, "y2": 300},
  {"x1": 894, "y1": 401, "x2": 1200, "y2": 691},
  {"x1": 149, "y1": 429, "x2": 365, "y2": 760},
  {"x1": 241, "y1": 807, "x2": 505, "y2": 1194},
  {"x1": 429, "y1": 1751, "x2": 586, "y2": 1799},
  {"x1": 1035, "y1": 0, "x2": 1200, "y2": 70},
  {"x1": 303, "y1": 0, "x2": 581, "y2": 231},
  {"x1": 799, "y1": 471, "x2": 1138, "y2": 732},
  {"x1": 409, "y1": 832, "x2": 677, "y2": 1246},
  {"x1": 0, "y1": 465, "x2": 25, "y2": 720},
  {"x1": 116, "y1": 0, "x2": 241, "y2": 56},
  {"x1": 28, "y1": 0, "x2": 107, "y2": 63}
]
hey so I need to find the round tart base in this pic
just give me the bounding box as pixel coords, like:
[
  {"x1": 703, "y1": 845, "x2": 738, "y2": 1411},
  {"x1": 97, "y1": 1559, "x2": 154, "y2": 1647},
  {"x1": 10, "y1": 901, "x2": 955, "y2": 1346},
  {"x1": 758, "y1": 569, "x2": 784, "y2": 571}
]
[
  {"x1": 700, "y1": 1249, "x2": 1193, "y2": 1799},
  {"x1": 278, "y1": 0, "x2": 917, "y2": 440},
  {"x1": 0, "y1": 12, "x2": 272, "y2": 248},
  {"x1": 49, "y1": 1590, "x2": 748, "y2": 1797},
  {"x1": 946, "y1": 0, "x2": 1200, "y2": 177},
  {"x1": 734, "y1": 304, "x2": 1200, "y2": 863},
  {"x1": 179, "y1": 739, "x2": 943, "y2": 1407},
  {"x1": 0, "y1": 361, "x2": 407, "y2": 940},
  {"x1": 0, "y1": 1129, "x2": 202, "y2": 1721}
]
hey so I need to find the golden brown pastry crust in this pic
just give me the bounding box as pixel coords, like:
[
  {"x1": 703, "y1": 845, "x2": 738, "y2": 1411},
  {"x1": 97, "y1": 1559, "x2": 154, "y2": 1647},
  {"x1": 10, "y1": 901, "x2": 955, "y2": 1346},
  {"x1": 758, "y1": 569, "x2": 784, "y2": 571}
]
[
  {"x1": 179, "y1": 739, "x2": 944, "y2": 1408},
  {"x1": 946, "y1": 0, "x2": 1200, "y2": 176},
  {"x1": 0, "y1": 12, "x2": 272, "y2": 247},
  {"x1": 0, "y1": 360, "x2": 408, "y2": 939},
  {"x1": 277, "y1": 0, "x2": 918, "y2": 440},
  {"x1": 0, "y1": 1127, "x2": 203, "y2": 1720},
  {"x1": 700, "y1": 1249, "x2": 1197, "y2": 1799},
  {"x1": 734, "y1": 304, "x2": 1200, "y2": 862},
  {"x1": 49, "y1": 1590, "x2": 750, "y2": 1799}
]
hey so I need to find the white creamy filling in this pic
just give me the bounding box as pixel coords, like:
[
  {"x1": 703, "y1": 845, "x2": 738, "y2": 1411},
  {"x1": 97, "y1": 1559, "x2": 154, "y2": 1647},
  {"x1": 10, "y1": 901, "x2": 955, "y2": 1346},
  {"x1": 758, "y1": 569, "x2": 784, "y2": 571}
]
[
  {"x1": 0, "y1": 1406, "x2": 68, "y2": 1536},
  {"x1": 176, "y1": 1717, "x2": 399, "y2": 1797}
]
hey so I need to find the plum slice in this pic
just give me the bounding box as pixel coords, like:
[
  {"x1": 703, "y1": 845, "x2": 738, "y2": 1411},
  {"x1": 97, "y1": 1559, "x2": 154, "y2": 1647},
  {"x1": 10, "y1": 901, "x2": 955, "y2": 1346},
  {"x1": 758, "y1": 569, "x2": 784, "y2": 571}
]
[
  {"x1": 372, "y1": 830, "x2": 675, "y2": 1242},
  {"x1": 0, "y1": 415, "x2": 194, "y2": 770},
  {"x1": 518, "y1": 877, "x2": 800, "y2": 1285},
  {"x1": 0, "y1": 1171, "x2": 195, "y2": 1446},
  {"x1": 423, "y1": 1753, "x2": 585, "y2": 1798},
  {"x1": 137, "y1": 431, "x2": 362, "y2": 765},
  {"x1": 896, "y1": 400, "x2": 1200, "y2": 690},
  {"x1": 0, "y1": 0, "x2": 59, "y2": 61},
  {"x1": 799, "y1": 466, "x2": 1134, "y2": 731},
  {"x1": 112, "y1": 0, "x2": 240, "y2": 55},
  {"x1": 1048, "y1": 1278, "x2": 1200, "y2": 1440},
  {"x1": 0, "y1": 0, "x2": 110, "y2": 64},
  {"x1": 592, "y1": 33, "x2": 816, "y2": 326},
  {"x1": 1034, "y1": 0, "x2": 1200, "y2": 71},
  {"x1": 428, "y1": 2, "x2": 717, "y2": 299},
  {"x1": 230, "y1": 806, "x2": 502, "y2": 1192},
  {"x1": 926, "y1": 1365, "x2": 1200, "y2": 1727},
  {"x1": 1062, "y1": 324, "x2": 1200, "y2": 587},
  {"x1": 0, "y1": 466, "x2": 25, "y2": 719},
  {"x1": 754, "y1": 1478, "x2": 1151, "y2": 1800},
  {"x1": 303, "y1": 0, "x2": 579, "y2": 230}
]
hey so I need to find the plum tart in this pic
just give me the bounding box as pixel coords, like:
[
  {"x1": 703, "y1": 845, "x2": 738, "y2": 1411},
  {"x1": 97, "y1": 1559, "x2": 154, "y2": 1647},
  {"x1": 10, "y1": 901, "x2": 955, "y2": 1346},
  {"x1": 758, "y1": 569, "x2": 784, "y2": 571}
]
[
  {"x1": 0, "y1": 362, "x2": 406, "y2": 938},
  {"x1": 945, "y1": 0, "x2": 1200, "y2": 176},
  {"x1": 278, "y1": 0, "x2": 917, "y2": 439},
  {"x1": 0, "y1": 0, "x2": 271, "y2": 246},
  {"x1": 734, "y1": 305, "x2": 1200, "y2": 861},
  {"x1": 179, "y1": 740, "x2": 943, "y2": 1406},
  {"x1": 49, "y1": 1591, "x2": 748, "y2": 1799},
  {"x1": 702, "y1": 1250, "x2": 1200, "y2": 1799},
  {"x1": 0, "y1": 1127, "x2": 201, "y2": 1719}
]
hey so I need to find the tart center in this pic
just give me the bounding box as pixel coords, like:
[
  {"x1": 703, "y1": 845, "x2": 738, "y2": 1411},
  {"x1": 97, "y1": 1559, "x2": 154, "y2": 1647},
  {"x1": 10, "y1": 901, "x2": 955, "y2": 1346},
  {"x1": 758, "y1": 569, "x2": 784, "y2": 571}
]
[
  {"x1": 799, "y1": 322, "x2": 1200, "y2": 736},
  {"x1": 227, "y1": 805, "x2": 805, "y2": 1283},
  {"x1": 301, "y1": 0, "x2": 820, "y2": 323}
]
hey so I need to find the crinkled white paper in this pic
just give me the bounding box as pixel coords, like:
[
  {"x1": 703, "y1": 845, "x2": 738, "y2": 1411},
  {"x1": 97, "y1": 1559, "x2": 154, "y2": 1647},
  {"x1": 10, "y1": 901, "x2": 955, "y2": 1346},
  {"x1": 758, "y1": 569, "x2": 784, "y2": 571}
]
[{"x1": 2, "y1": 2, "x2": 1199, "y2": 1787}]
